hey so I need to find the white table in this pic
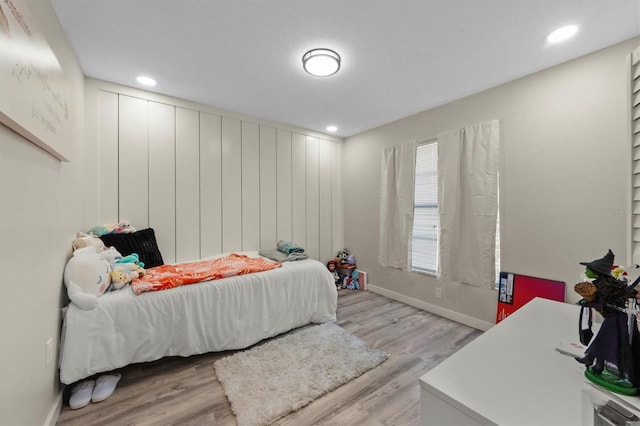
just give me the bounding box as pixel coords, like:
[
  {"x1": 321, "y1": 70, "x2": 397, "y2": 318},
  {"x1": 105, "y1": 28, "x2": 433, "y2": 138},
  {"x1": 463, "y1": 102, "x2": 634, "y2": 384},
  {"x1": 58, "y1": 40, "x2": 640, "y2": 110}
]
[{"x1": 420, "y1": 298, "x2": 599, "y2": 425}]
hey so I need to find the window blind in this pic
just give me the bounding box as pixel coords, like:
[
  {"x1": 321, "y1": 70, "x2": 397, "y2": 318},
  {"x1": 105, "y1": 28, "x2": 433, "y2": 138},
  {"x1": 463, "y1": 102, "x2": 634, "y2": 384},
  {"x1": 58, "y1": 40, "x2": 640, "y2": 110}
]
[
  {"x1": 412, "y1": 142, "x2": 438, "y2": 273},
  {"x1": 631, "y1": 46, "x2": 640, "y2": 265}
]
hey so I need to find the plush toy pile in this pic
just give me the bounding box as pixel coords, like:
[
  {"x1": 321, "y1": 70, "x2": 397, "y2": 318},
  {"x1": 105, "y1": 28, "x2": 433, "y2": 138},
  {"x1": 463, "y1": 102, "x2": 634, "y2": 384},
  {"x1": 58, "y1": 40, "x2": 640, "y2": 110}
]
[
  {"x1": 64, "y1": 226, "x2": 145, "y2": 310},
  {"x1": 329, "y1": 248, "x2": 362, "y2": 290}
]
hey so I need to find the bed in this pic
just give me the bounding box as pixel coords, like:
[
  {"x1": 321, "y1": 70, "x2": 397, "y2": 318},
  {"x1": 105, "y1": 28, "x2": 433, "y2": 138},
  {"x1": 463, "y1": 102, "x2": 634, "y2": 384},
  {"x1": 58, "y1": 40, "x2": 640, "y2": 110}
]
[{"x1": 58, "y1": 251, "x2": 338, "y2": 385}]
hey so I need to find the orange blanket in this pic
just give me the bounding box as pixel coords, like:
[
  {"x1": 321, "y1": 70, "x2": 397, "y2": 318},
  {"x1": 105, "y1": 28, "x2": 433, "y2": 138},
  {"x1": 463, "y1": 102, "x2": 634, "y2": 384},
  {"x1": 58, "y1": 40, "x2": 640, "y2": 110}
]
[{"x1": 131, "y1": 253, "x2": 281, "y2": 295}]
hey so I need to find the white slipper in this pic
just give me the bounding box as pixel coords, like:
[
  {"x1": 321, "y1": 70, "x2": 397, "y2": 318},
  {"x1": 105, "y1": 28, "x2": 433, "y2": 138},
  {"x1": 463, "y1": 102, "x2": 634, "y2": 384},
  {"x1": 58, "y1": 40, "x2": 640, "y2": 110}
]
[
  {"x1": 91, "y1": 373, "x2": 121, "y2": 403},
  {"x1": 69, "y1": 379, "x2": 96, "y2": 409}
]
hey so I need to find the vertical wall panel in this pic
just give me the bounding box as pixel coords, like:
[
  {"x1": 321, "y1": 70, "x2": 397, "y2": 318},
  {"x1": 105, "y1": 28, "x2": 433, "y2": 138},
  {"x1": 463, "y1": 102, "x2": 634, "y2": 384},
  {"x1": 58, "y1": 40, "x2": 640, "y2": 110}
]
[
  {"x1": 260, "y1": 125, "x2": 277, "y2": 249},
  {"x1": 319, "y1": 139, "x2": 333, "y2": 262},
  {"x1": 200, "y1": 112, "x2": 222, "y2": 258},
  {"x1": 276, "y1": 129, "x2": 293, "y2": 242},
  {"x1": 291, "y1": 133, "x2": 306, "y2": 248},
  {"x1": 331, "y1": 140, "x2": 344, "y2": 254},
  {"x1": 148, "y1": 101, "x2": 176, "y2": 263},
  {"x1": 306, "y1": 136, "x2": 320, "y2": 259},
  {"x1": 175, "y1": 107, "x2": 201, "y2": 262},
  {"x1": 242, "y1": 121, "x2": 260, "y2": 250},
  {"x1": 222, "y1": 117, "x2": 243, "y2": 251},
  {"x1": 118, "y1": 95, "x2": 149, "y2": 228},
  {"x1": 96, "y1": 90, "x2": 119, "y2": 224}
]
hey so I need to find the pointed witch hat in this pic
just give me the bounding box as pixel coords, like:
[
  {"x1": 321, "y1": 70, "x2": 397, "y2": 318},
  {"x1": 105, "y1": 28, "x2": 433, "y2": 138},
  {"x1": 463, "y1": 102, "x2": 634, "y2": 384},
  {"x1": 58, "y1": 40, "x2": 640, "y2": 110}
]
[{"x1": 580, "y1": 249, "x2": 615, "y2": 277}]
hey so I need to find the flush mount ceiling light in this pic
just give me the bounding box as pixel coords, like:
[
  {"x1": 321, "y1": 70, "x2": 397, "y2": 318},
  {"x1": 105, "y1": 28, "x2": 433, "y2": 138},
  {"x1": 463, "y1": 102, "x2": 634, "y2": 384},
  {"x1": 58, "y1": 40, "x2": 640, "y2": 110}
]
[
  {"x1": 546, "y1": 25, "x2": 578, "y2": 44},
  {"x1": 302, "y1": 48, "x2": 341, "y2": 77},
  {"x1": 326, "y1": 125, "x2": 338, "y2": 132},
  {"x1": 136, "y1": 75, "x2": 157, "y2": 86}
]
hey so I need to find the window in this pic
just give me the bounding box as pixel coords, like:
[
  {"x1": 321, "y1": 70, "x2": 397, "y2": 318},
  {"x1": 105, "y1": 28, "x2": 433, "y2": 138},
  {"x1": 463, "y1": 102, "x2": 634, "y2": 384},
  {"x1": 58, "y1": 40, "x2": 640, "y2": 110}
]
[
  {"x1": 411, "y1": 142, "x2": 438, "y2": 273},
  {"x1": 411, "y1": 142, "x2": 501, "y2": 280}
]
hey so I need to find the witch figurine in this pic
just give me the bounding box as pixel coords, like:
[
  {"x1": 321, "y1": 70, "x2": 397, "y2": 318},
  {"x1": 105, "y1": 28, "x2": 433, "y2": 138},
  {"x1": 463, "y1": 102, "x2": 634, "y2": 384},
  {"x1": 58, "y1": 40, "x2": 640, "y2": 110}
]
[{"x1": 574, "y1": 249, "x2": 640, "y2": 395}]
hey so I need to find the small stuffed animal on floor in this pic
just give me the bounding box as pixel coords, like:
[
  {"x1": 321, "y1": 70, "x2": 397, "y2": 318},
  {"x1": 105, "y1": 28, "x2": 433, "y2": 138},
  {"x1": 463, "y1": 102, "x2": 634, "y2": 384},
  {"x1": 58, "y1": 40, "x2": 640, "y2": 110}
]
[
  {"x1": 345, "y1": 270, "x2": 361, "y2": 290},
  {"x1": 336, "y1": 248, "x2": 350, "y2": 264}
]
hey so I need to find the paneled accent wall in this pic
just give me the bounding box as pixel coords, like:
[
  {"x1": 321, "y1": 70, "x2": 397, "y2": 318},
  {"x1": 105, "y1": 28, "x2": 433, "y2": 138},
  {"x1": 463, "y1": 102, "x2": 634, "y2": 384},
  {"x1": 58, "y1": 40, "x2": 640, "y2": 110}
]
[{"x1": 94, "y1": 89, "x2": 343, "y2": 264}]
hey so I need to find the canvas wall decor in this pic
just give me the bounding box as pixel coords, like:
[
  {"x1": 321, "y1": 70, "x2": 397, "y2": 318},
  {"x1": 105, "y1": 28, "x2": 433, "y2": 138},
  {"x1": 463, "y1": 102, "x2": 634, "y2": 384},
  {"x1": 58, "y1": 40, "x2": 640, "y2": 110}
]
[{"x1": 0, "y1": 0, "x2": 71, "y2": 161}]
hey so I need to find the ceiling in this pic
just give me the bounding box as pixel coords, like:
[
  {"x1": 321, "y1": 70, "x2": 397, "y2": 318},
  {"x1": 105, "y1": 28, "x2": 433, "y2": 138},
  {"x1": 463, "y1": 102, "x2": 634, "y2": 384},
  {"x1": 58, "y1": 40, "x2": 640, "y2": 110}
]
[{"x1": 51, "y1": 0, "x2": 640, "y2": 138}]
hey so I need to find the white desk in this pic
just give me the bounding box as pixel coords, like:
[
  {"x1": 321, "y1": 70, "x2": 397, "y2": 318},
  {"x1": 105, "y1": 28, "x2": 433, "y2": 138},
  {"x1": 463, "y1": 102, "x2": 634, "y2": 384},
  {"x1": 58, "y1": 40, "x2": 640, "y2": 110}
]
[{"x1": 420, "y1": 298, "x2": 593, "y2": 425}]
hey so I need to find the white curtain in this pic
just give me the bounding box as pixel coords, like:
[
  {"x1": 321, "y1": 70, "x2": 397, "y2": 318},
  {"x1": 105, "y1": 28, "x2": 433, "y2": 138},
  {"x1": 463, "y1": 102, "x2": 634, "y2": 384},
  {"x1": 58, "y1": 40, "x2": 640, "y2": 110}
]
[
  {"x1": 438, "y1": 120, "x2": 499, "y2": 288},
  {"x1": 379, "y1": 141, "x2": 416, "y2": 269}
]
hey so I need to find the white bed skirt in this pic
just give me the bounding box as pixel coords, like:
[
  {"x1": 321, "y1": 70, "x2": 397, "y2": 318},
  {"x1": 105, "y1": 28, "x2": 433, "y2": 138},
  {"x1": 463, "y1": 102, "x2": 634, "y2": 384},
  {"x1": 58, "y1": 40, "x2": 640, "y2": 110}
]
[{"x1": 59, "y1": 256, "x2": 337, "y2": 384}]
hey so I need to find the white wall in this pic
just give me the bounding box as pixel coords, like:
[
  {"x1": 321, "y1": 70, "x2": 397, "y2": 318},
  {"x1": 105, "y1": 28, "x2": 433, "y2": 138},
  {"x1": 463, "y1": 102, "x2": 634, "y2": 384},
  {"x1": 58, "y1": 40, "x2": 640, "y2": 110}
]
[
  {"x1": 344, "y1": 37, "x2": 640, "y2": 330},
  {"x1": 84, "y1": 79, "x2": 345, "y2": 264},
  {"x1": 0, "y1": 1, "x2": 86, "y2": 425}
]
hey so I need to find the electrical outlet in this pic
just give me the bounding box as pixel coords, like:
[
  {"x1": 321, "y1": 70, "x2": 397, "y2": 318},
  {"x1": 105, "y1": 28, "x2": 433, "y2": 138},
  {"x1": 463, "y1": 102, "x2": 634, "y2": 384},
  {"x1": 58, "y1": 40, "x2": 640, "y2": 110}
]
[
  {"x1": 435, "y1": 287, "x2": 442, "y2": 299},
  {"x1": 46, "y1": 338, "x2": 53, "y2": 366}
]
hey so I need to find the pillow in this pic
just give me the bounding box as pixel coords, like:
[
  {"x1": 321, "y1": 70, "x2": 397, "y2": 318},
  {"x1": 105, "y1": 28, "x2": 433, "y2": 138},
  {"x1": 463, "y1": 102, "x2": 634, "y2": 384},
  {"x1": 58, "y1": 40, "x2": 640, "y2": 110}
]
[{"x1": 99, "y1": 228, "x2": 164, "y2": 268}]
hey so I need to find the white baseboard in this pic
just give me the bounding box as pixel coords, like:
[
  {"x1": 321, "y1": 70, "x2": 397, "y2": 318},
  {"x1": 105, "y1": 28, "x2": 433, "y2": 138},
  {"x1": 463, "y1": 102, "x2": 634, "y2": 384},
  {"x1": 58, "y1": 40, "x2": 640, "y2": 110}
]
[
  {"x1": 44, "y1": 390, "x2": 63, "y2": 426},
  {"x1": 367, "y1": 284, "x2": 494, "y2": 331}
]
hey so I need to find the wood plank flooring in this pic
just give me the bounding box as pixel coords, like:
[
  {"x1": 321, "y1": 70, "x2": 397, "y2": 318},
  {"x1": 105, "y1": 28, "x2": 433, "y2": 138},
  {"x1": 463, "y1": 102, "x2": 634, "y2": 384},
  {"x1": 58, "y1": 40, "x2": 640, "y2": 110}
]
[{"x1": 56, "y1": 290, "x2": 482, "y2": 426}]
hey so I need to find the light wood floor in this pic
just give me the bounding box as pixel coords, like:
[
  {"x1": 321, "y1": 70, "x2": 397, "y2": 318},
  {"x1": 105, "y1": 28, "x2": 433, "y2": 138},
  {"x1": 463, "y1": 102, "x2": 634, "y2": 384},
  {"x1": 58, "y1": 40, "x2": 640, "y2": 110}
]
[{"x1": 57, "y1": 290, "x2": 482, "y2": 426}]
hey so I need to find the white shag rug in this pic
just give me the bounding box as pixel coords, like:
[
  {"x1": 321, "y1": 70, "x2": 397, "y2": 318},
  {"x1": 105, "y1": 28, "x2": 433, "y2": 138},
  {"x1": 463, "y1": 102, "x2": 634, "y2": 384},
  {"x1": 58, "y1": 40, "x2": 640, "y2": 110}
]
[{"x1": 214, "y1": 322, "x2": 388, "y2": 426}]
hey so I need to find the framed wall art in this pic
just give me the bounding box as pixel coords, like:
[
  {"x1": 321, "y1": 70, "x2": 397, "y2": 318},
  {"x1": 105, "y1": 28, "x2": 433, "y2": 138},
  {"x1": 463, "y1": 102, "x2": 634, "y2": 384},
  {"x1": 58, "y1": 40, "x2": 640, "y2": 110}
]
[{"x1": 0, "y1": 0, "x2": 71, "y2": 161}]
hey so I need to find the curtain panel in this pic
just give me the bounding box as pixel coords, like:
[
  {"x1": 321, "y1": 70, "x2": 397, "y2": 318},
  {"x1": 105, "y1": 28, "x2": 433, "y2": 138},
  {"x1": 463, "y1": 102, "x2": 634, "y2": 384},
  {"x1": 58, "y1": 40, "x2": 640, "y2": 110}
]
[
  {"x1": 438, "y1": 119, "x2": 499, "y2": 288},
  {"x1": 378, "y1": 141, "x2": 416, "y2": 269}
]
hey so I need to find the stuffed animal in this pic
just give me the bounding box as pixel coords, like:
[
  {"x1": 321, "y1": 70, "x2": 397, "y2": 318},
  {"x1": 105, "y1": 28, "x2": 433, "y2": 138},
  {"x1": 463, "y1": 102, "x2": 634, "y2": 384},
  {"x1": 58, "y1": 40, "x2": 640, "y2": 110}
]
[
  {"x1": 350, "y1": 270, "x2": 360, "y2": 290},
  {"x1": 110, "y1": 267, "x2": 138, "y2": 290},
  {"x1": 336, "y1": 248, "x2": 350, "y2": 264},
  {"x1": 113, "y1": 262, "x2": 145, "y2": 279},
  {"x1": 88, "y1": 224, "x2": 115, "y2": 237},
  {"x1": 88, "y1": 220, "x2": 137, "y2": 237},
  {"x1": 115, "y1": 253, "x2": 145, "y2": 269},
  {"x1": 344, "y1": 269, "x2": 360, "y2": 290},
  {"x1": 131, "y1": 263, "x2": 145, "y2": 278},
  {"x1": 99, "y1": 246, "x2": 123, "y2": 265},
  {"x1": 98, "y1": 248, "x2": 145, "y2": 281},
  {"x1": 63, "y1": 247, "x2": 112, "y2": 310},
  {"x1": 114, "y1": 220, "x2": 136, "y2": 234},
  {"x1": 72, "y1": 232, "x2": 106, "y2": 252},
  {"x1": 114, "y1": 253, "x2": 145, "y2": 278}
]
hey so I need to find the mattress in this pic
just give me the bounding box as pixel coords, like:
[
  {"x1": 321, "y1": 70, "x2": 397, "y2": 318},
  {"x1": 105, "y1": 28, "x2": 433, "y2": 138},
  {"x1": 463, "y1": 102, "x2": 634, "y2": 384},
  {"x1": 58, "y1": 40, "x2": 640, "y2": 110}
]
[{"x1": 59, "y1": 254, "x2": 337, "y2": 384}]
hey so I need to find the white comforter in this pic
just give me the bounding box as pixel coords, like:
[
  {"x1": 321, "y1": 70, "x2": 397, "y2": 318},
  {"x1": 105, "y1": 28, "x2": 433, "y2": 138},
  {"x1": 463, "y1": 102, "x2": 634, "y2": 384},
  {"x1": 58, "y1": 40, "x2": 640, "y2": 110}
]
[{"x1": 59, "y1": 256, "x2": 337, "y2": 384}]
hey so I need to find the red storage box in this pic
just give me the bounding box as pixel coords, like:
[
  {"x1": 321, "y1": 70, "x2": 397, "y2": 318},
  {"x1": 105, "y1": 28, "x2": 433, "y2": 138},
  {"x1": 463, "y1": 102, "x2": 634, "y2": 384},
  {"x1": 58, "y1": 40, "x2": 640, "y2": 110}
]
[{"x1": 496, "y1": 272, "x2": 565, "y2": 323}]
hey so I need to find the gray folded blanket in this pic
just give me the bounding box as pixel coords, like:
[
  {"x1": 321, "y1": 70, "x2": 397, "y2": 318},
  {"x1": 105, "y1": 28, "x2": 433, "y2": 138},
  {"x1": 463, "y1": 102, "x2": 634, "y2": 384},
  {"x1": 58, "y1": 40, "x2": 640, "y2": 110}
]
[
  {"x1": 259, "y1": 249, "x2": 308, "y2": 262},
  {"x1": 276, "y1": 240, "x2": 305, "y2": 255}
]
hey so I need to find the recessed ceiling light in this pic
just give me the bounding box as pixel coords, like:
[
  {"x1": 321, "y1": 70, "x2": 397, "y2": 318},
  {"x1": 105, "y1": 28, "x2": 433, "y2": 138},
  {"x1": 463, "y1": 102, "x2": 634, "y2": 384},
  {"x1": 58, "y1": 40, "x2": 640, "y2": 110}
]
[
  {"x1": 546, "y1": 25, "x2": 578, "y2": 44},
  {"x1": 302, "y1": 49, "x2": 341, "y2": 77},
  {"x1": 326, "y1": 125, "x2": 338, "y2": 132},
  {"x1": 136, "y1": 75, "x2": 157, "y2": 86}
]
